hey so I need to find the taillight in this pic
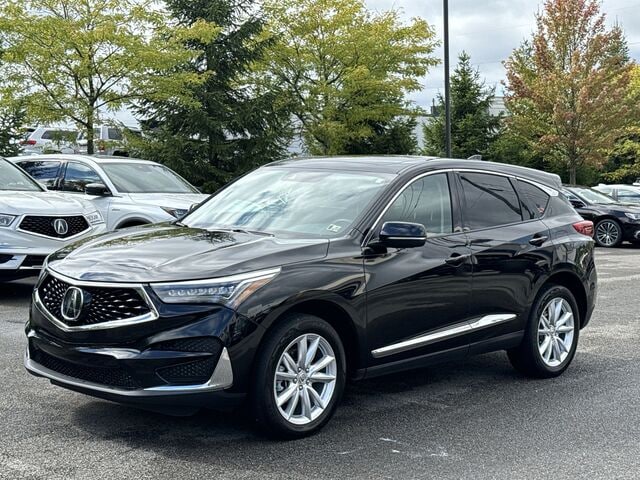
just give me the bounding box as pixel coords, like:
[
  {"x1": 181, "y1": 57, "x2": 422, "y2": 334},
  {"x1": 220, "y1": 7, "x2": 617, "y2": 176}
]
[
  {"x1": 21, "y1": 139, "x2": 36, "y2": 145},
  {"x1": 573, "y1": 220, "x2": 594, "y2": 237}
]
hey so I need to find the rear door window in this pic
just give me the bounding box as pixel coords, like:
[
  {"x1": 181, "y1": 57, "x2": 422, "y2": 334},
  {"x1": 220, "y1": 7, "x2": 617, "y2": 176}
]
[
  {"x1": 16, "y1": 161, "x2": 62, "y2": 188},
  {"x1": 61, "y1": 162, "x2": 102, "y2": 193},
  {"x1": 458, "y1": 172, "x2": 522, "y2": 230},
  {"x1": 517, "y1": 180, "x2": 551, "y2": 219}
]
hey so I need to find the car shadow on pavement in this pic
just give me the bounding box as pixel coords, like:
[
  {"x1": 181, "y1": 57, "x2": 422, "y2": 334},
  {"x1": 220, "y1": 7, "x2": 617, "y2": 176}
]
[{"x1": 0, "y1": 277, "x2": 37, "y2": 305}]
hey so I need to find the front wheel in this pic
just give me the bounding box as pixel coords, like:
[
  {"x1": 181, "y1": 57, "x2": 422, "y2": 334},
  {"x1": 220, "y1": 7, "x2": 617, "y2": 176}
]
[
  {"x1": 251, "y1": 314, "x2": 346, "y2": 438},
  {"x1": 508, "y1": 285, "x2": 580, "y2": 378},
  {"x1": 594, "y1": 219, "x2": 623, "y2": 247}
]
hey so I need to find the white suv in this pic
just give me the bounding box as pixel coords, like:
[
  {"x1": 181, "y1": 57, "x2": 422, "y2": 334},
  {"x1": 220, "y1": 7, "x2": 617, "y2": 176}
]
[
  {"x1": 0, "y1": 158, "x2": 106, "y2": 281},
  {"x1": 11, "y1": 155, "x2": 208, "y2": 231},
  {"x1": 20, "y1": 127, "x2": 77, "y2": 155}
]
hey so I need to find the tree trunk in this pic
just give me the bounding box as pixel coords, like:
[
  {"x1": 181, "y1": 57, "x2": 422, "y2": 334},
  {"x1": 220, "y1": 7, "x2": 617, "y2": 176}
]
[
  {"x1": 569, "y1": 164, "x2": 577, "y2": 185},
  {"x1": 86, "y1": 110, "x2": 94, "y2": 155}
]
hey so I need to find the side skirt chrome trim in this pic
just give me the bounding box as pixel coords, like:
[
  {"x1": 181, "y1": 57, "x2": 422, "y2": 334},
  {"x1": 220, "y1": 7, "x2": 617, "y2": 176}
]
[{"x1": 371, "y1": 314, "x2": 517, "y2": 359}]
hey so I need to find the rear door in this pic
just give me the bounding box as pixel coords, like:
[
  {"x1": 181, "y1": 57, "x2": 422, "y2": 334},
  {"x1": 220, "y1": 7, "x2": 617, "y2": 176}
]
[{"x1": 457, "y1": 171, "x2": 553, "y2": 349}]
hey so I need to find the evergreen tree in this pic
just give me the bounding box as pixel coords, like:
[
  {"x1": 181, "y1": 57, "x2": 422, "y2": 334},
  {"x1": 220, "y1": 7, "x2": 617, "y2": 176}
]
[
  {"x1": 423, "y1": 52, "x2": 501, "y2": 159},
  {"x1": 0, "y1": 104, "x2": 25, "y2": 157},
  {"x1": 134, "y1": 0, "x2": 292, "y2": 192}
]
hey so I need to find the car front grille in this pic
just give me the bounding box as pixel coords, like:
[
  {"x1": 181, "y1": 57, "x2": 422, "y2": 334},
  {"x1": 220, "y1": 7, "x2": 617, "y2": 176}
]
[
  {"x1": 19, "y1": 215, "x2": 89, "y2": 239},
  {"x1": 31, "y1": 347, "x2": 140, "y2": 390},
  {"x1": 38, "y1": 273, "x2": 152, "y2": 328}
]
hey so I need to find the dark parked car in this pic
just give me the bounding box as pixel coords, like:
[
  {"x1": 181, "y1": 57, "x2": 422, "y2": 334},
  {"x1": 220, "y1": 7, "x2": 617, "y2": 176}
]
[
  {"x1": 563, "y1": 185, "x2": 640, "y2": 247},
  {"x1": 25, "y1": 157, "x2": 597, "y2": 438}
]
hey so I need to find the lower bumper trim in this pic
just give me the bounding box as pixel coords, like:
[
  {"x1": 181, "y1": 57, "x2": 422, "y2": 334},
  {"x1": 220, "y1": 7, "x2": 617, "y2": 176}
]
[{"x1": 24, "y1": 346, "x2": 234, "y2": 397}]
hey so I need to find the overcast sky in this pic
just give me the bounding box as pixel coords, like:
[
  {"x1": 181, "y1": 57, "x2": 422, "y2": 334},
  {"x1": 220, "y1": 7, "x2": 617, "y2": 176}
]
[
  {"x1": 366, "y1": 0, "x2": 640, "y2": 109},
  {"x1": 115, "y1": 0, "x2": 640, "y2": 125}
]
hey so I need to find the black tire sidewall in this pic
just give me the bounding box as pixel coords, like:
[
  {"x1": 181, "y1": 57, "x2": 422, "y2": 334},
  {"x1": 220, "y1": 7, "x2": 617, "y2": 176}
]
[
  {"x1": 595, "y1": 219, "x2": 623, "y2": 248},
  {"x1": 251, "y1": 314, "x2": 346, "y2": 438},
  {"x1": 524, "y1": 285, "x2": 580, "y2": 376}
]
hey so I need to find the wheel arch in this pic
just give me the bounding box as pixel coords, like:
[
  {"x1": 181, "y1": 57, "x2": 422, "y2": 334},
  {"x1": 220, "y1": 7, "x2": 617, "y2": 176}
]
[
  {"x1": 115, "y1": 217, "x2": 152, "y2": 229},
  {"x1": 258, "y1": 296, "x2": 363, "y2": 378},
  {"x1": 540, "y1": 270, "x2": 588, "y2": 328}
]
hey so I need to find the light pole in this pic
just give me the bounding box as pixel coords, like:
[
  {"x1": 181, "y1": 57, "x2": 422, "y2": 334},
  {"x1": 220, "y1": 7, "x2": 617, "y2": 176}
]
[{"x1": 443, "y1": 0, "x2": 451, "y2": 158}]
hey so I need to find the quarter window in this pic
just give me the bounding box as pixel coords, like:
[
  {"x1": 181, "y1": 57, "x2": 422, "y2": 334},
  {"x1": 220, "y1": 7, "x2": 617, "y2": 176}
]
[
  {"x1": 459, "y1": 173, "x2": 522, "y2": 230},
  {"x1": 517, "y1": 180, "x2": 550, "y2": 219},
  {"x1": 381, "y1": 174, "x2": 453, "y2": 235},
  {"x1": 61, "y1": 162, "x2": 102, "y2": 193}
]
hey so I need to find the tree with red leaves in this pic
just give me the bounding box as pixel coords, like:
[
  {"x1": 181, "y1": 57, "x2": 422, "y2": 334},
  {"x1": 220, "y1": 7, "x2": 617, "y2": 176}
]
[{"x1": 504, "y1": 0, "x2": 638, "y2": 184}]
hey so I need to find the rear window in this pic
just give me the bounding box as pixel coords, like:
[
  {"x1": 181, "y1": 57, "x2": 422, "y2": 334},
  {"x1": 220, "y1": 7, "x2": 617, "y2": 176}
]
[
  {"x1": 517, "y1": 180, "x2": 550, "y2": 219},
  {"x1": 41, "y1": 130, "x2": 76, "y2": 141},
  {"x1": 458, "y1": 172, "x2": 522, "y2": 230}
]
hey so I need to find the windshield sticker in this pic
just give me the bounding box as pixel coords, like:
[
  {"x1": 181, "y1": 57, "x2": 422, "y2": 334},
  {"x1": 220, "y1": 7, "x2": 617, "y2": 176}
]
[{"x1": 327, "y1": 224, "x2": 342, "y2": 233}]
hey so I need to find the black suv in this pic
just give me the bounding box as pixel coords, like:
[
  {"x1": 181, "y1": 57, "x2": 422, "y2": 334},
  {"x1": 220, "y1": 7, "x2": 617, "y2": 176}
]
[
  {"x1": 25, "y1": 157, "x2": 597, "y2": 438},
  {"x1": 563, "y1": 185, "x2": 640, "y2": 247}
]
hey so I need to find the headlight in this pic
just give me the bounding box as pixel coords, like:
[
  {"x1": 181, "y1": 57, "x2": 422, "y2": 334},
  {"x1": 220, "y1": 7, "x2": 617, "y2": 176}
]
[
  {"x1": 150, "y1": 268, "x2": 280, "y2": 307},
  {"x1": 85, "y1": 210, "x2": 104, "y2": 225},
  {"x1": 0, "y1": 214, "x2": 17, "y2": 227},
  {"x1": 624, "y1": 212, "x2": 640, "y2": 221},
  {"x1": 161, "y1": 206, "x2": 188, "y2": 218}
]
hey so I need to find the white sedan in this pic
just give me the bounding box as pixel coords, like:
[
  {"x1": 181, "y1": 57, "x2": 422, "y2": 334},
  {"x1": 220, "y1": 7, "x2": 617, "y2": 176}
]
[
  {"x1": 0, "y1": 158, "x2": 106, "y2": 281},
  {"x1": 10, "y1": 155, "x2": 209, "y2": 231}
]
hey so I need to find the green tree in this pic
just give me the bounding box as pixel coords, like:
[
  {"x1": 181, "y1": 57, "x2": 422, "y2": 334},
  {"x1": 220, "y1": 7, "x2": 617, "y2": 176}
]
[
  {"x1": 423, "y1": 51, "x2": 501, "y2": 158},
  {"x1": 134, "y1": 0, "x2": 292, "y2": 192},
  {"x1": 0, "y1": 0, "x2": 216, "y2": 154},
  {"x1": 504, "y1": 0, "x2": 637, "y2": 184},
  {"x1": 0, "y1": 103, "x2": 25, "y2": 157},
  {"x1": 262, "y1": 0, "x2": 438, "y2": 155}
]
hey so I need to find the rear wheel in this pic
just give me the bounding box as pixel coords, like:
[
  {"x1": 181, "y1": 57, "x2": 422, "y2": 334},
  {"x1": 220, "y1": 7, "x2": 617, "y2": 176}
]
[
  {"x1": 251, "y1": 314, "x2": 346, "y2": 438},
  {"x1": 508, "y1": 285, "x2": 580, "y2": 378},
  {"x1": 594, "y1": 219, "x2": 623, "y2": 247}
]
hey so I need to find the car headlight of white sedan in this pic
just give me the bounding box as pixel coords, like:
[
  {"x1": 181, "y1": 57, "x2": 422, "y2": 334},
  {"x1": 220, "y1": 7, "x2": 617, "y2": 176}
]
[
  {"x1": 0, "y1": 214, "x2": 17, "y2": 227},
  {"x1": 160, "y1": 206, "x2": 189, "y2": 219}
]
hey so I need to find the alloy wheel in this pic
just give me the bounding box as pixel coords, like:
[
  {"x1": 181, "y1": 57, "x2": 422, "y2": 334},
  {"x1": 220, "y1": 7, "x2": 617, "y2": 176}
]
[
  {"x1": 537, "y1": 297, "x2": 575, "y2": 367},
  {"x1": 595, "y1": 220, "x2": 620, "y2": 246},
  {"x1": 273, "y1": 333, "x2": 337, "y2": 426}
]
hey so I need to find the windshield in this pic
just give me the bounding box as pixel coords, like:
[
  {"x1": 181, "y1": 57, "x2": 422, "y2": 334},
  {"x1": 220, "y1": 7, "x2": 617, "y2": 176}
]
[
  {"x1": 100, "y1": 163, "x2": 198, "y2": 193},
  {"x1": 182, "y1": 167, "x2": 394, "y2": 238},
  {"x1": 0, "y1": 159, "x2": 42, "y2": 192},
  {"x1": 569, "y1": 187, "x2": 617, "y2": 204}
]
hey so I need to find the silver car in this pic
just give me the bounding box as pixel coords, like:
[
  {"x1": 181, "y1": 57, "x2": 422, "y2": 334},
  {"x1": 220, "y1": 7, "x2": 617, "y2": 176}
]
[
  {"x1": 0, "y1": 158, "x2": 106, "y2": 281},
  {"x1": 593, "y1": 184, "x2": 640, "y2": 204},
  {"x1": 11, "y1": 155, "x2": 209, "y2": 230}
]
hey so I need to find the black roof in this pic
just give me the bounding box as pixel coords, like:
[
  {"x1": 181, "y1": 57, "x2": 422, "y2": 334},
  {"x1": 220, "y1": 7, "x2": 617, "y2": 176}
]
[{"x1": 268, "y1": 156, "x2": 562, "y2": 190}]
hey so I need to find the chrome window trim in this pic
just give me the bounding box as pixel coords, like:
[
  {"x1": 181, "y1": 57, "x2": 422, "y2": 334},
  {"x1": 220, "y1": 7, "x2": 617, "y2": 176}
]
[
  {"x1": 371, "y1": 313, "x2": 516, "y2": 358},
  {"x1": 34, "y1": 268, "x2": 159, "y2": 332},
  {"x1": 16, "y1": 213, "x2": 93, "y2": 241},
  {"x1": 362, "y1": 167, "x2": 561, "y2": 247},
  {"x1": 24, "y1": 346, "x2": 233, "y2": 396}
]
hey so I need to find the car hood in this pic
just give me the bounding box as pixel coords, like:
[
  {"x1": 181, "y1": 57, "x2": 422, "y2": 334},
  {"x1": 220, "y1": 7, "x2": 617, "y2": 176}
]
[
  {"x1": 592, "y1": 203, "x2": 640, "y2": 214},
  {"x1": 0, "y1": 191, "x2": 93, "y2": 215},
  {"x1": 124, "y1": 193, "x2": 209, "y2": 209},
  {"x1": 47, "y1": 224, "x2": 330, "y2": 283}
]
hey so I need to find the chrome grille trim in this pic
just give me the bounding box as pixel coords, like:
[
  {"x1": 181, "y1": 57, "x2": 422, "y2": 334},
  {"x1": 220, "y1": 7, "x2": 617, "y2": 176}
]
[{"x1": 34, "y1": 268, "x2": 159, "y2": 332}]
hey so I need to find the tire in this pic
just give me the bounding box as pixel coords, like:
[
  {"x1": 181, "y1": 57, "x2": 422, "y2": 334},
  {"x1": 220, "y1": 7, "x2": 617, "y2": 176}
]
[
  {"x1": 508, "y1": 284, "x2": 580, "y2": 378},
  {"x1": 251, "y1": 313, "x2": 346, "y2": 439},
  {"x1": 594, "y1": 219, "x2": 623, "y2": 247}
]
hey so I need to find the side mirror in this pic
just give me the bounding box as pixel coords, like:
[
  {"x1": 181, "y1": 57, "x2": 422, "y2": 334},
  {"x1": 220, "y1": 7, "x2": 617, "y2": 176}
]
[
  {"x1": 376, "y1": 221, "x2": 427, "y2": 249},
  {"x1": 85, "y1": 183, "x2": 111, "y2": 196},
  {"x1": 570, "y1": 199, "x2": 586, "y2": 208}
]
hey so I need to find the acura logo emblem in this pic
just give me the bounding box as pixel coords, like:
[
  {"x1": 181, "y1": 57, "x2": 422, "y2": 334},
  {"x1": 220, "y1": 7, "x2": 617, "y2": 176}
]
[
  {"x1": 53, "y1": 218, "x2": 69, "y2": 236},
  {"x1": 61, "y1": 287, "x2": 84, "y2": 322}
]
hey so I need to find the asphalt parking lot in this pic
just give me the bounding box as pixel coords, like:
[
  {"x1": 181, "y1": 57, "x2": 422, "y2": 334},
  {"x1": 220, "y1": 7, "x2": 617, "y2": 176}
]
[{"x1": 1, "y1": 248, "x2": 639, "y2": 480}]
